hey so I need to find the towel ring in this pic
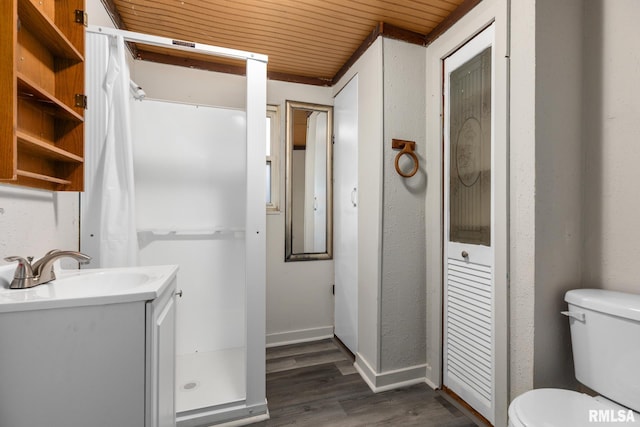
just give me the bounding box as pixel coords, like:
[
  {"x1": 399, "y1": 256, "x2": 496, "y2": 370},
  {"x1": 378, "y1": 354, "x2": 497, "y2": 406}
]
[{"x1": 392, "y1": 139, "x2": 419, "y2": 178}]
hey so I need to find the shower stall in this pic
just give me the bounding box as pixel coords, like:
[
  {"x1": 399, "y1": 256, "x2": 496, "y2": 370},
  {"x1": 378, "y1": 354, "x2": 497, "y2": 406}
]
[{"x1": 82, "y1": 27, "x2": 267, "y2": 426}]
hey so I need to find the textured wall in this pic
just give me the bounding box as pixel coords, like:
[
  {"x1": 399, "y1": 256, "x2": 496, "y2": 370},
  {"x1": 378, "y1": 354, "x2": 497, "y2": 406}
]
[
  {"x1": 508, "y1": 0, "x2": 537, "y2": 398},
  {"x1": 582, "y1": 0, "x2": 640, "y2": 294},
  {"x1": 0, "y1": 186, "x2": 79, "y2": 267},
  {"x1": 380, "y1": 38, "x2": 427, "y2": 372},
  {"x1": 533, "y1": 0, "x2": 584, "y2": 390}
]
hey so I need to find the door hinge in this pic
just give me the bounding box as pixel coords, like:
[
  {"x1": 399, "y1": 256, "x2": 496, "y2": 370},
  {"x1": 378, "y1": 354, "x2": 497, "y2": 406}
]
[
  {"x1": 75, "y1": 9, "x2": 88, "y2": 26},
  {"x1": 332, "y1": 284, "x2": 335, "y2": 295},
  {"x1": 75, "y1": 94, "x2": 88, "y2": 109}
]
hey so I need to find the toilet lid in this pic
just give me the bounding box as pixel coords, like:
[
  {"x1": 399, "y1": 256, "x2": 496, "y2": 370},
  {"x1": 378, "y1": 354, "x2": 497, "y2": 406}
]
[{"x1": 510, "y1": 389, "x2": 640, "y2": 427}]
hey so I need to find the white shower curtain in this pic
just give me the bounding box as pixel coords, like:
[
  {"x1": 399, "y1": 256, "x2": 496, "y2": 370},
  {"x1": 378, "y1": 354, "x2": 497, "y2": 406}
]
[{"x1": 99, "y1": 35, "x2": 138, "y2": 267}]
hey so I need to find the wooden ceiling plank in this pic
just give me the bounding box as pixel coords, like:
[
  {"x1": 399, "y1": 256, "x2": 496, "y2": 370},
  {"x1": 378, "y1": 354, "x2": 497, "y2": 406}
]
[
  {"x1": 344, "y1": 0, "x2": 454, "y2": 19},
  {"x1": 120, "y1": 25, "x2": 351, "y2": 74},
  {"x1": 317, "y1": 0, "x2": 446, "y2": 29},
  {"x1": 110, "y1": 0, "x2": 475, "y2": 83},
  {"x1": 114, "y1": 9, "x2": 369, "y2": 57},
  {"x1": 98, "y1": 0, "x2": 127, "y2": 29},
  {"x1": 216, "y1": 0, "x2": 386, "y2": 32},
  {"x1": 115, "y1": 0, "x2": 374, "y2": 39},
  {"x1": 138, "y1": 43, "x2": 341, "y2": 78},
  {"x1": 386, "y1": 0, "x2": 463, "y2": 14},
  {"x1": 114, "y1": 25, "x2": 360, "y2": 62},
  {"x1": 98, "y1": 0, "x2": 140, "y2": 57},
  {"x1": 412, "y1": 0, "x2": 463, "y2": 10},
  {"x1": 331, "y1": 22, "x2": 383, "y2": 85},
  {"x1": 116, "y1": 11, "x2": 359, "y2": 53}
]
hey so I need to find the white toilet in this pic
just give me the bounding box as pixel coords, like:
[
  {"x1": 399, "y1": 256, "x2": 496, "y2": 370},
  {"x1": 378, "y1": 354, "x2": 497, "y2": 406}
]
[{"x1": 508, "y1": 289, "x2": 640, "y2": 426}]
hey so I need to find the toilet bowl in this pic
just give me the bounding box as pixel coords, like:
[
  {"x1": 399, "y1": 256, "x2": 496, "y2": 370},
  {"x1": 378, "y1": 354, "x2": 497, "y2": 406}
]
[{"x1": 508, "y1": 389, "x2": 640, "y2": 427}]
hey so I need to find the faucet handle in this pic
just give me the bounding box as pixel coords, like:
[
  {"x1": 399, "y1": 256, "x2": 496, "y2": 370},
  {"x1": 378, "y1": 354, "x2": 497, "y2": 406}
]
[
  {"x1": 4, "y1": 256, "x2": 34, "y2": 269},
  {"x1": 4, "y1": 256, "x2": 35, "y2": 289}
]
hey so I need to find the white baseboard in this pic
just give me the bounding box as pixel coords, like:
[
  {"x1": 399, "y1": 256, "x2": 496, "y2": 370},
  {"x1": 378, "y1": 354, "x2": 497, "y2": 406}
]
[
  {"x1": 265, "y1": 326, "x2": 334, "y2": 348},
  {"x1": 354, "y1": 353, "x2": 427, "y2": 393},
  {"x1": 424, "y1": 363, "x2": 440, "y2": 389},
  {"x1": 213, "y1": 411, "x2": 270, "y2": 427},
  {"x1": 176, "y1": 400, "x2": 268, "y2": 427}
]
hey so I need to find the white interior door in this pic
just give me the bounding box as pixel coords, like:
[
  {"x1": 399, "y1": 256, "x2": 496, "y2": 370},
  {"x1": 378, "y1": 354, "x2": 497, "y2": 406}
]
[
  {"x1": 334, "y1": 76, "x2": 358, "y2": 354},
  {"x1": 443, "y1": 24, "x2": 495, "y2": 424}
]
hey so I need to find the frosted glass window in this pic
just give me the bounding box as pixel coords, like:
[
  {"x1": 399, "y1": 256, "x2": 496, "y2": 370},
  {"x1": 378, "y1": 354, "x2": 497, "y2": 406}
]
[
  {"x1": 266, "y1": 117, "x2": 271, "y2": 156},
  {"x1": 449, "y1": 47, "x2": 492, "y2": 246},
  {"x1": 266, "y1": 161, "x2": 272, "y2": 204}
]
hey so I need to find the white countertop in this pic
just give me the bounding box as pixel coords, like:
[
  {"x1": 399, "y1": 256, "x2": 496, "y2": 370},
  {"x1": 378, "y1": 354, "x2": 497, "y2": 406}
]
[{"x1": 0, "y1": 264, "x2": 179, "y2": 313}]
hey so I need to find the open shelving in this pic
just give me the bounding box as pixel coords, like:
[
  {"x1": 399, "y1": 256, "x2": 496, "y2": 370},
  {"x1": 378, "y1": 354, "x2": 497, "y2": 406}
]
[{"x1": 1, "y1": 0, "x2": 86, "y2": 191}]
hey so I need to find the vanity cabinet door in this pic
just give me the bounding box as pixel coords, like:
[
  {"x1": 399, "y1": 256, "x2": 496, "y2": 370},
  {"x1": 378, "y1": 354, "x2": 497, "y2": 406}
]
[
  {"x1": 147, "y1": 278, "x2": 177, "y2": 427},
  {"x1": 0, "y1": 302, "x2": 146, "y2": 427}
]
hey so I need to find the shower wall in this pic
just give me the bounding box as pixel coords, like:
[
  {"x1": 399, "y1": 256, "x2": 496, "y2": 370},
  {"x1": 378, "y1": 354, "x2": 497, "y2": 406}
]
[
  {"x1": 131, "y1": 60, "x2": 336, "y2": 346},
  {"x1": 131, "y1": 100, "x2": 247, "y2": 355}
]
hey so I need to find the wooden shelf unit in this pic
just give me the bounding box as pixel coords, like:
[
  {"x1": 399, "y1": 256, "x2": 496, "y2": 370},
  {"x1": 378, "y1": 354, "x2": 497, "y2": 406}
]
[{"x1": 1, "y1": 0, "x2": 86, "y2": 191}]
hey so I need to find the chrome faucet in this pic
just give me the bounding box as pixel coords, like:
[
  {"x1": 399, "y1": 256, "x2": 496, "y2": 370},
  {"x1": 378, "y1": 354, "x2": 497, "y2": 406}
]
[{"x1": 4, "y1": 250, "x2": 91, "y2": 289}]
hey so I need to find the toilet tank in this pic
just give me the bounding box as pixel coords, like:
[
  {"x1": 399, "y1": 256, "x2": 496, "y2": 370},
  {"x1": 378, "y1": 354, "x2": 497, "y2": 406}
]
[{"x1": 565, "y1": 289, "x2": 640, "y2": 412}]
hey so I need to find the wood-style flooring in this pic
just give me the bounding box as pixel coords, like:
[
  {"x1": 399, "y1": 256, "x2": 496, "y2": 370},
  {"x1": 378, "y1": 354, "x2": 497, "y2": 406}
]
[{"x1": 253, "y1": 339, "x2": 479, "y2": 426}]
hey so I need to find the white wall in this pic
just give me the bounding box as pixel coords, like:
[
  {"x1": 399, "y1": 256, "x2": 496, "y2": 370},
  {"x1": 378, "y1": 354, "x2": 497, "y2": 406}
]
[
  {"x1": 583, "y1": 0, "x2": 640, "y2": 294},
  {"x1": 0, "y1": 186, "x2": 79, "y2": 266},
  {"x1": 262, "y1": 80, "x2": 335, "y2": 346},
  {"x1": 130, "y1": 60, "x2": 335, "y2": 346}
]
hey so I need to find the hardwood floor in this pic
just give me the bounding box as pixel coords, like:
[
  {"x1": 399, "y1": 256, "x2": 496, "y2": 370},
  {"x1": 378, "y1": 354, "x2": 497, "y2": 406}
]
[{"x1": 253, "y1": 339, "x2": 478, "y2": 426}]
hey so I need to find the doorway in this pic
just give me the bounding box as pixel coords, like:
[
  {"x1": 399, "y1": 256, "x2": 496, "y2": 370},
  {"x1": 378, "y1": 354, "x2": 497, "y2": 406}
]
[
  {"x1": 443, "y1": 23, "x2": 496, "y2": 424},
  {"x1": 333, "y1": 75, "x2": 359, "y2": 354}
]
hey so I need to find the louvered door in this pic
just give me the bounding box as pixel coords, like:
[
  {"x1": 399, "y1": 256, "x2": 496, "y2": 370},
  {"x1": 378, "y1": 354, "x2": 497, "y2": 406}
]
[{"x1": 443, "y1": 23, "x2": 495, "y2": 424}]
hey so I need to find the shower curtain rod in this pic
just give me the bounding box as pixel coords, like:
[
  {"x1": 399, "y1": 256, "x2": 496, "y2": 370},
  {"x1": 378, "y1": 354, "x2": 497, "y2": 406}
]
[{"x1": 86, "y1": 25, "x2": 268, "y2": 64}]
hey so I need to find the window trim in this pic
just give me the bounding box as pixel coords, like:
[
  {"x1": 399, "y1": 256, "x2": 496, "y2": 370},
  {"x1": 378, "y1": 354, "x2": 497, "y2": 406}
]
[{"x1": 266, "y1": 105, "x2": 280, "y2": 212}]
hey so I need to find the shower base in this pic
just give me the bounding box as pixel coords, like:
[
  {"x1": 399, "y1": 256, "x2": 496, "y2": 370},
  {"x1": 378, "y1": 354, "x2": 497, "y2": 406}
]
[{"x1": 176, "y1": 347, "x2": 246, "y2": 413}]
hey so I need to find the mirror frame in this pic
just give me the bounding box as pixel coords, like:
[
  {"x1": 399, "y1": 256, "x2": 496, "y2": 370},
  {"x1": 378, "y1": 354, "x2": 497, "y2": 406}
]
[{"x1": 284, "y1": 100, "x2": 333, "y2": 262}]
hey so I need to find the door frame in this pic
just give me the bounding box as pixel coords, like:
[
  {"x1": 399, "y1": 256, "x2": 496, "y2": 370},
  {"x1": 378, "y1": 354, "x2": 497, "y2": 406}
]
[
  {"x1": 424, "y1": 1, "x2": 509, "y2": 426},
  {"x1": 443, "y1": 23, "x2": 496, "y2": 423},
  {"x1": 333, "y1": 74, "x2": 359, "y2": 355}
]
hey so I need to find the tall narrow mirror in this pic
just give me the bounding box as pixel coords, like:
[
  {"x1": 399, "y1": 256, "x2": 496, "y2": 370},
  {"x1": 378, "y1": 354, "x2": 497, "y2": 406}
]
[{"x1": 285, "y1": 101, "x2": 333, "y2": 261}]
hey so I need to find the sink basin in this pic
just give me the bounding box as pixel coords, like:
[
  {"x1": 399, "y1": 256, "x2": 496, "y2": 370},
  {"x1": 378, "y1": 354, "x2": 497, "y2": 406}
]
[
  {"x1": 13, "y1": 271, "x2": 152, "y2": 301},
  {"x1": 0, "y1": 265, "x2": 178, "y2": 312}
]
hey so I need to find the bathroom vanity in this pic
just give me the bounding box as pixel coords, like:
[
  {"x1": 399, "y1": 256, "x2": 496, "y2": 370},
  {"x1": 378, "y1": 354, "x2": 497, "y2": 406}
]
[{"x1": 0, "y1": 264, "x2": 179, "y2": 427}]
